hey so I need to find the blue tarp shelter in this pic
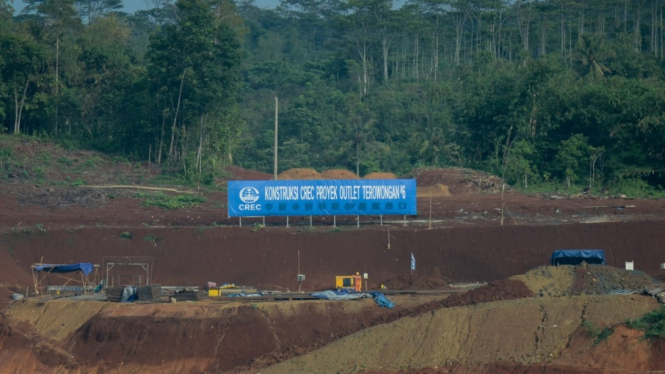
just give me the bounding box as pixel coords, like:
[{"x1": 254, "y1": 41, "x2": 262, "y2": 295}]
[
  {"x1": 33, "y1": 263, "x2": 95, "y2": 276},
  {"x1": 550, "y1": 250, "x2": 605, "y2": 266},
  {"x1": 31, "y1": 262, "x2": 98, "y2": 295}
]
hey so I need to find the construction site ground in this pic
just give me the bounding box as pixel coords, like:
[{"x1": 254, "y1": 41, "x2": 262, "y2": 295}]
[{"x1": 1, "y1": 138, "x2": 665, "y2": 373}]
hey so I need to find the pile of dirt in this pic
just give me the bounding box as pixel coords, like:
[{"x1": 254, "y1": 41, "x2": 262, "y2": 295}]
[
  {"x1": 382, "y1": 274, "x2": 451, "y2": 290},
  {"x1": 571, "y1": 264, "x2": 660, "y2": 295},
  {"x1": 363, "y1": 172, "x2": 396, "y2": 179},
  {"x1": 403, "y1": 167, "x2": 507, "y2": 194},
  {"x1": 18, "y1": 188, "x2": 108, "y2": 209},
  {"x1": 225, "y1": 165, "x2": 271, "y2": 181},
  {"x1": 417, "y1": 183, "x2": 451, "y2": 197},
  {"x1": 512, "y1": 266, "x2": 576, "y2": 297},
  {"x1": 439, "y1": 279, "x2": 534, "y2": 307},
  {"x1": 388, "y1": 279, "x2": 533, "y2": 319},
  {"x1": 241, "y1": 279, "x2": 534, "y2": 373},
  {"x1": 278, "y1": 168, "x2": 322, "y2": 180},
  {"x1": 320, "y1": 169, "x2": 359, "y2": 179}
]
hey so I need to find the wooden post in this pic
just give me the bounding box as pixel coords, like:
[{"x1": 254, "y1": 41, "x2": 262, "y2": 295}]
[
  {"x1": 387, "y1": 228, "x2": 391, "y2": 250},
  {"x1": 428, "y1": 193, "x2": 433, "y2": 229},
  {"x1": 274, "y1": 94, "x2": 279, "y2": 180}
]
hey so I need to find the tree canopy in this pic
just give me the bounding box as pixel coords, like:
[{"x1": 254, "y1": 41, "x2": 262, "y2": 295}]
[{"x1": 1, "y1": 0, "x2": 665, "y2": 193}]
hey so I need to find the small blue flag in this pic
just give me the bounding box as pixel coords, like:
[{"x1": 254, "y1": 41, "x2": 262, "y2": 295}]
[{"x1": 411, "y1": 253, "x2": 416, "y2": 271}]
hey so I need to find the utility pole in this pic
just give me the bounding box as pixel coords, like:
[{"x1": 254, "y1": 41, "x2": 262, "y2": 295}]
[{"x1": 274, "y1": 94, "x2": 279, "y2": 180}]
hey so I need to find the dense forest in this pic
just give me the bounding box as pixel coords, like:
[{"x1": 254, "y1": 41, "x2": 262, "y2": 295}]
[{"x1": 1, "y1": 0, "x2": 664, "y2": 193}]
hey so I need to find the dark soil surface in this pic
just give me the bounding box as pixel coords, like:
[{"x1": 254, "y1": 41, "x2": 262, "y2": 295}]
[
  {"x1": 2, "y1": 139, "x2": 665, "y2": 374},
  {"x1": 225, "y1": 165, "x2": 272, "y2": 181},
  {"x1": 404, "y1": 167, "x2": 507, "y2": 194},
  {"x1": 382, "y1": 274, "x2": 451, "y2": 290}
]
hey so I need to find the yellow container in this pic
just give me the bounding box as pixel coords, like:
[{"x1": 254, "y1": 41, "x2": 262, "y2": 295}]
[
  {"x1": 208, "y1": 288, "x2": 221, "y2": 297},
  {"x1": 335, "y1": 276, "x2": 355, "y2": 289}
]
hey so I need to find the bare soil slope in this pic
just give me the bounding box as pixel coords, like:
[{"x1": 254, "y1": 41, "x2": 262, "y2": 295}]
[{"x1": 261, "y1": 295, "x2": 659, "y2": 374}]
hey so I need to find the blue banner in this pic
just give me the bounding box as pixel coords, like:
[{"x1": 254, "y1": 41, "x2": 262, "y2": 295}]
[{"x1": 228, "y1": 179, "x2": 416, "y2": 217}]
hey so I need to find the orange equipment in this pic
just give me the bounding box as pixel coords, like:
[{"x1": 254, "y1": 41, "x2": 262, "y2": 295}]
[{"x1": 335, "y1": 274, "x2": 362, "y2": 292}]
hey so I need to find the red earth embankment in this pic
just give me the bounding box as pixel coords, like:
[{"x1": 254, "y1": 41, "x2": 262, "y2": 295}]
[
  {"x1": 0, "y1": 279, "x2": 532, "y2": 374},
  {"x1": 0, "y1": 221, "x2": 664, "y2": 295}
]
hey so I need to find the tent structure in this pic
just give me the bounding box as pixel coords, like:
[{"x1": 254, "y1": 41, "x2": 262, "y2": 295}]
[
  {"x1": 31, "y1": 262, "x2": 99, "y2": 295},
  {"x1": 550, "y1": 250, "x2": 605, "y2": 266}
]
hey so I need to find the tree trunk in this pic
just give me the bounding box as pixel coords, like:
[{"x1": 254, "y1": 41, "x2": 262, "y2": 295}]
[
  {"x1": 14, "y1": 76, "x2": 30, "y2": 134},
  {"x1": 55, "y1": 36, "x2": 59, "y2": 137},
  {"x1": 158, "y1": 96, "x2": 167, "y2": 164},
  {"x1": 382, "y1": 36, "x2": 391, "y2": 82},
  {"x1": 561, "y1": 8, "x2": 566, "y2": 58},
  {"x1": 168, "y1": 68, "x2": 187, "y2": 161},
  {"x1": 356, "y1": 138, "x2": 360, "y2": 177},
  {"x1": 518, "y1": 2, "x2": 531, "y2": 52},
  {"x1": 196, "y1": 115, "x2": 205, "y2": 174}
]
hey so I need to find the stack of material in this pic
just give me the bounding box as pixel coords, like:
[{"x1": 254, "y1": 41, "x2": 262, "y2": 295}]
[
  {"x1": 105, "y1": 286, "x2": 125, "y2": 302},
  {"x1": 172, "y1": 291, "x2": 200, "y2": 301},
  {"x1": 137, "y1": 284, "x2": 162, "y2": 303}
]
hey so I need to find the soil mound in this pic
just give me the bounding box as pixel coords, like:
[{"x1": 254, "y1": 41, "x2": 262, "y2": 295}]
[
  {"x1": 513, "y1": 265, "x2": 659, "y2": 297},
  {"x1": 403, "y1": 167, "x2": 506, "y2": 194},
  {"x1": 320, "y1": 169, "x2": 359, "y2": 179},
  {"x1": 363, "y1": 172, "x2": 396, "y2": 179},
  {"x1": 440, "y1": 279, "x2": 534, "y2": 307},
  {"x1": 572, "y1": 264, "x2": 659, "y2": 294},
  {"x1": 19, "y1": 188, "x2": 108, "y2": 209},
  {"x1": 417, "y1": 183, "x2": 451, "y2": 197},
  {"x1": 382, "y1": 274, "x2": 450, "y2": 290},
  {"x1": 278, "y1": 168, "x2": 322, "y2": 180},
  {"x1": 512, "y1": 266, "x2": 576, "y2": 297},
  {"x1": 226, "y1": 165, "x2": 271, "y2": 180}
]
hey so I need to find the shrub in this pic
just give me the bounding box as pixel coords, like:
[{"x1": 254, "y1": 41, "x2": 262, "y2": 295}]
[
  {"x1": 139, "y1": 192, "x2": 206, "y2": 210},
  {"x1": 627, "y1": 306, "x2": 665, "y2": 339}
]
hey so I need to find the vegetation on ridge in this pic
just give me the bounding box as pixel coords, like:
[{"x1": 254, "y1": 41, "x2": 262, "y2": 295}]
[{"x1": 0, "y1": 0, "x2": 665, "y2": 195}]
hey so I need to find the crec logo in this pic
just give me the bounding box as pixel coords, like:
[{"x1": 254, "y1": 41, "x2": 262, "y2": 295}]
[{"x1": 239, "y1": 187, "x2": 260, "y2": 204}]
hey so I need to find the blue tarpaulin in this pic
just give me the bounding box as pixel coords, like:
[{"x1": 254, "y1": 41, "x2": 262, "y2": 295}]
[
  {"x1": 121, "y1": 286, "x2": 137, "y2": 302},
  {"x1": 370, "y1": 292, "x2": 395, "y2": 308},
  {"x1": 310, "y1": 290, "x2": 395, "y2": 308},
  {"x1": 311, "y1": 290, "x2": 370, "y2": 300},
  {"x1": 550, "y1": 250, "x2": 605, "y2": 266},
  {"x1": 33, "y1": 263, "x2": 94, "y2": 276}
]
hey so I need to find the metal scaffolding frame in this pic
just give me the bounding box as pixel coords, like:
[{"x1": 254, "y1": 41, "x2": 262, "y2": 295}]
[{"x1": 103, "y1": 256, "x2": 154, "y2": 287}]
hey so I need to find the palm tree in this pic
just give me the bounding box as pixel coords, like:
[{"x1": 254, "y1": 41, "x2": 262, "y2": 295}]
[{"x1": 574, "y1": 34, "x2": 615, "y2": 79}]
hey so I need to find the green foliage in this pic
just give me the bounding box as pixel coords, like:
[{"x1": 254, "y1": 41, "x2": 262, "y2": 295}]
[
  {"x1": 71, "y1": 178, "x2": 86, "y2": 187},
  {"x1": 0, "y1": 0, "x2": 664, "y2": 195},
  {"x1": 83, "y1": 156, "x2": 102, "y2": 168},
  {"x1": 627, "y1": 306, "x2": 665, "y2": 339},
  {"x1": 120, "y1": 231, "x2": 133, "y2": 239},
  {"x1": 582, "y1": 321, "x2": 615, "y2": 345},
  {"x1": 143, "y1": 235, "x2": 157, "y2": 242},
  {"x1": 555, "y1": 134, "x2": 590, "y2": 188},
  {"x1": 139, "y1": 192, "x2": 206, "y2": 210}
]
